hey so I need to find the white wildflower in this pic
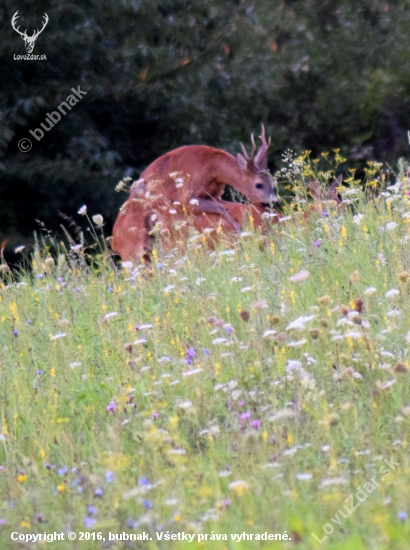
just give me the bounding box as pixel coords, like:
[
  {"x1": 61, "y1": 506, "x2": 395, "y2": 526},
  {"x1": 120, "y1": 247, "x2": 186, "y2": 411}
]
[
  {"x1": 212, "y1": 337, "x2": 227, "y2": 345},
  {"x1": 14, "y1": 245, "x2": 25, "y2": 253},
  {"x1": 386, "y1": 222, "x2": 398, "y2": 231},
  {"x1": 386, "y1": 289, "x2": 400, "y2": 299},
  {"x1": 286, "y1": 315, "x2": 315, "y2": 331},
  {"x1": 78, "y1": 205, "x2": 87, "y2": 215},
  {"x1": 288, "y1": 339, "x2": 307, "y2": 347},
  {"x1": 365, "y1": 286, "x2": 377, "y2": 295},
  {"x1": 289, "y1": 269, "x2": 310, "y2": 283},
  {"x1": 92, "y1": 214, "x2": 104, "y2": 226},
  {"x1": 51, "y1": 332, "x2": 66, "y2": 341},
  {"x1": 353, "y1": 213, "x2": 364, "y2": 225}
]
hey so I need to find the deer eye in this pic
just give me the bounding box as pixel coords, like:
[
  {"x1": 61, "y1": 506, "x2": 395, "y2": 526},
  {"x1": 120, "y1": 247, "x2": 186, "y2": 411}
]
[{"x1": 255, "y1": 183, "x2": 263, "y2": 189}]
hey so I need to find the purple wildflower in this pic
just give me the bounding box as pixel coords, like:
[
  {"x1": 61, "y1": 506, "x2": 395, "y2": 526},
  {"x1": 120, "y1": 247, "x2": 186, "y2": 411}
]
[
  {"x1": 106, "y1": 402, "x2": 116, "y2": 412},
  {"x1": 203, "y1": 348, "x2": 210, "y2": 355},
  {"x1": 94, "y1": 488, "x2": 104, "y2": 498},
  {"x1": 220, "y1": 499, "x2": 231, "y2": 508},
  {"x1": 225, "y1": 326, "x2": 232, "y2": 334},
  {"x1": 321, "y1": 210, "x2": 328, "y2": 217},
  {"x1": 251, "y1": 419, "x2": 262, "y2": 429},
  {"x1": 313, "y1": 239, "x2": 322, "y2": 248},
  {"x1": 238, "y1": 401, "x2": 245, "y2": 407},
  {"x1": 186, "y1": 348, "x2": 196, "y2": 358},
  {"x1": 126, "y1": 518, "x2": 137, "y2": 529},
  {"x1": 37, "y1": 370, "x2": 43, "y2": 375},
  {"x1": 156, "y1": 263, "x2": 163, "y2": 269},
  {"x1": 13, "y1": 330, "x2": 18, "y2": 337},
  {"x1": 107, "y1": 287, "x2": 113, "y2": 293},
  {"x1": 138, "y1": 476, "x2": 149, "y2": 486},
  {"x1": 0, "y1": 519, "x2": 5, "y2": 525},
  {"x1": 240, "y1": 411, "x2": 251, "y2": 420},
  {"x1": 37, "y1": 274, "x2": 43, "y2": 280},
  {"x1": 88, "y1": 506, "x2": 97, "y2": 515},
  {"x1": 143, "y1": 500, "x2": 152, "y2": 508},
  {"x1": 398, "y1": 511, "x2": 407, "y2": 522},
  {"x1": 106, "y1": 471, "x2": 115, "y2": 483},
  {"x1": 152, "y1": 412, "x2": 158, "y2": 420},
  {"x1": 58, "y1": 467, "x2": 68, "y2": 476},
  {"x1": 83, "y1": 517, "x2": 96, "y2": 529}
]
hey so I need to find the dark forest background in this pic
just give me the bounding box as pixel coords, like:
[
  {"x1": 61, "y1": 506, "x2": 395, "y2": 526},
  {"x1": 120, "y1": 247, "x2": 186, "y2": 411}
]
[{"x1": 2, "y1": 0, "x2": 410, "y2": 259}]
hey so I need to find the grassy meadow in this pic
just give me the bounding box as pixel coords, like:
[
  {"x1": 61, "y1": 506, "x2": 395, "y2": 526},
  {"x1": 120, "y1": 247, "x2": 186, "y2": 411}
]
[{"x1": 1, "y1": 154, "x2": 410, "y2": 549}]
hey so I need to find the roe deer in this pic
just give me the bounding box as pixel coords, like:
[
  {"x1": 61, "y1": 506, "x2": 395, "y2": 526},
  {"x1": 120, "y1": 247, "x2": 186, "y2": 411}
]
[{"x1": 112, "y1": 125, "x2": 278, "y2": 260}]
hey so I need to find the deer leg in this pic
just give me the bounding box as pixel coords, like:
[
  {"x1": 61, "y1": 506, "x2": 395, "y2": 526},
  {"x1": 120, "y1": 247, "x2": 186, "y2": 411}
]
[{"x1": 188, "y1": 198, "x2": 242, "y2": 234}]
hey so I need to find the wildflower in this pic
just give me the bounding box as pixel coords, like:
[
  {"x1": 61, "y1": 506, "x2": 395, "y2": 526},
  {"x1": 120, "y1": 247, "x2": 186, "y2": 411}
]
[
  {"x1": 106, "y1": 402, "x2": 116, "y2": 412},
  {"x1": 83, "y1": 517, "x2": 96, "y2": 528},
  {"x1": 251, "y1": 420, "x2": 261, "y2": 429},
  {"x1": 398, "y1": 272, "x2": 410, "y2": 283},
  {"x1": 14, "y1": 246, "x2": 25, "y2": 253},
  {"x1": 289, "y1": 270, "x2": 310, "y2": 283},
  {"x1": 296, "y1": 473, "x2": 313, "y2": 481},
  {"x1": 78, "y1": 205, "x2": 87, "y2": 215},
  {"x1": 309, "y1": 328, "x2": 320, "y2": 340},
  {"x1": 13, "y1": 330, "x2": 18, "y2": 337},
  {"x1": 70, "y1": 245, "x2": 82, "y2": 253},
  {"x1": 386, "y1": 222, "x2": 398, "y2": 231},
  {"x1": 186, "y1": 348, "x2": 196, "y2": 358},
  {"x1": 229, "y1": 480, "x2": 249, "y2": 495},
  {"x1": 286, "y1": 315, "x2": 315, "y2": 331},
  {"x1": 106, "y1": 471, "x2": 115, "y2": 483},
  {"x1": 37, "y1": 274, "x2": 43, "y2": 280},
  {"x1": 143, "y1": 500, "x2": 152, "y2": 508},
  {"x1": 312, "y1": 239, "x2": 322, "y2": 248},
  {"x1": 101, "y1": 312, "x2": 118, "y2": 324},
  {"x1": 317, "y1": 295, "x2": 330, "y2": 305},
  {"x1": 365, "y1": 287, "x2": 377, "y2": 295},
  {"x1": 240, "y1": 412, "x2": 251, "y2": 420},
  {"x1": 240, "y1": 310, "x2": 250, "y2": 322},
  {"x1": 88, "y1": 506, "x2": 97, "y2": 515},
  {"x1": 203, "y1": 348, "x2": 210, "y2": 355},
  {"x1": 398, "y1": 511, "x2": 408, "y2": 522},
  {"x1": 92, "y1": 214, "x2": 104, "y2": 226},
  {"x1": 250, "y1": 299, "x2": 268, "y2": 309},
  {"x1": 386, "y1": 289, "x2": 400, "y2": 299},
  {"x1": 394, "y1": 363, "x2": 408, "y2": 374},
  {"x1": 122, "y1": 261, "x2": 133, "y2": 269},
  {"x1": 94, "y1": 488, "x2": 104, "y2": 498},
  {"x1": 51, "y1": 333, "x2": 66, "y2": 341},
  {"x1": 353, "y1": 213, "x2": 364, "y2": 225},
  {"x1": 58, "y1": 467, "x2": 68, "y2": 476},
  {"x1": 139, "y1": 477, "x2": 149, "y2": 486}
]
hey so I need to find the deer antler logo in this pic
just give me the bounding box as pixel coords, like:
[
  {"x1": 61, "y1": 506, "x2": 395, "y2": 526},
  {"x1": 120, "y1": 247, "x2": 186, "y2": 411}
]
[{"x1": 11, "y1": 11, "x2": 49, "y2": 54}]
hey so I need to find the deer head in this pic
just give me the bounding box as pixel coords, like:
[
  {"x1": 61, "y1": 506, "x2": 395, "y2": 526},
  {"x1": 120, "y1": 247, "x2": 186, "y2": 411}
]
[
  {"x1": 236, "y1": 124, "x2": 278, "y2": 205},
  {"x1": 12, "y1": 11, "x2": 49, "y2": 54}
]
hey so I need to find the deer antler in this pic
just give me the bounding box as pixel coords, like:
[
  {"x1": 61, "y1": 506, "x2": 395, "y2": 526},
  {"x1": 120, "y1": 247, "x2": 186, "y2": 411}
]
[
  {"x1": 11, "y1": 11, "x2": 27, "y2": 38},
  {"x1": 32, "y1": 13, "x2": 49, "y2": 39},
  {"x1": 254, "y1": 124, "x2": 271, "y2": 172},
  {"x1": 240, "y1": 133, "x2": 257, "y2": 162}
]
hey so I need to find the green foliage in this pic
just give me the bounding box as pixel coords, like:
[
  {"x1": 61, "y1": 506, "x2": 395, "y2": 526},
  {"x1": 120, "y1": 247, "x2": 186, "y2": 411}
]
[{"x1": 2, "y1": 0, "x2": 410, "y2": 254}]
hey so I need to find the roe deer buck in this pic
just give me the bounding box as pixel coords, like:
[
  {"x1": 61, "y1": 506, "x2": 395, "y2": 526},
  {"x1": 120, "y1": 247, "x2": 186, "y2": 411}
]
[
  {"x1": 304, "y1": 175, "x2": 344, "y2": 219},
  {"x1": 112, "y1": 125, "x2": 278, "y2": 261}
]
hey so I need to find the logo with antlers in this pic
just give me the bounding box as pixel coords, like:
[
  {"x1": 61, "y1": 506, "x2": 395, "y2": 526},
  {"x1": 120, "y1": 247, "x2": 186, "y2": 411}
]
[{"x1": 11, "y1": 11, "x2": 49, "y2": 54}]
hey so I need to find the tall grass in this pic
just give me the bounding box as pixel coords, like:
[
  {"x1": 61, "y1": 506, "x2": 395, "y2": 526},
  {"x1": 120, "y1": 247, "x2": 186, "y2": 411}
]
[{"x1": 0, "y1": 154, "x2": 410, "y2": 549}]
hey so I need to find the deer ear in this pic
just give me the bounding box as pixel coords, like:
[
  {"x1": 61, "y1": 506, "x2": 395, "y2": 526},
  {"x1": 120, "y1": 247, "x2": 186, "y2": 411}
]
[{"x1": 236, "y1": 153, "x2": 248, "y2": 171}]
